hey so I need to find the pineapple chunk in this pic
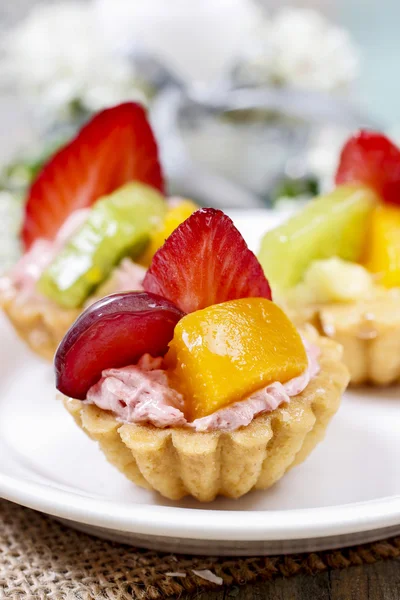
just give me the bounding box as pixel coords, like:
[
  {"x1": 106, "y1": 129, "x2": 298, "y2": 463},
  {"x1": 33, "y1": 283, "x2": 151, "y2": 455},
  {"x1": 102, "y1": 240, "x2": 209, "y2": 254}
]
[
  {"x1": 139, "y1": 199, "x2": 198, "y2": 266},
  {"x1": 364, "y1": 205, "x2": 400, "y2": 288},
  {"x1": 294, "y1": 258, "x2": 374, "y2": 304},
  {"x1": 166, "y1": 298, "x2": 308, "y2": 421}
]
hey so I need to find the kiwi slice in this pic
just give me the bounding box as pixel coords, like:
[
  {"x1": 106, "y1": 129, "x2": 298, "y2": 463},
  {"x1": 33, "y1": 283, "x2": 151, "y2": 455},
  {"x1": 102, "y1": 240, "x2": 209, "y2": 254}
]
[
  {"x1": 38, "y1": 182, "x2": 166, "y2": 308},
  {"x1": 258, "y1": 184, "x2": 377, "y2": 294}
]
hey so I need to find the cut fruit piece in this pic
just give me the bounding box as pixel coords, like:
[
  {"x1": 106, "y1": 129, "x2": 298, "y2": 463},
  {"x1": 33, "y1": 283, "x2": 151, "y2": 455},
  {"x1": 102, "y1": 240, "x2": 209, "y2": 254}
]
[
  {"x1": 166, "y1": 298, "x2": 307, "y2": 421},
  {"x1": 294, "y1": 258, "x2": 374, "y2": 304},
  {"x1": 38, "y1": 183, "x2": 166, "y2": 309},
  {"x1": 138, "y1": 199, "x2": 198, "y2": 266},
  {"x1": 258, "y1": 184, "x2": 377, "y2": 294},
  {"x1": 143, "y1": 208, "x2": 272, "y2": 313},
  {"x1": 55, "y1": 291, "x2": 184, "y2": 400},
  {"x1": 364, "y1": 204, "x2": 400, "y2": 288},
  {"x1": 335, "y1": 131, "x2": 400, "y2": 206},
  {"x1": 22, "y1": 102, "x2": 164, "y2": 250}
]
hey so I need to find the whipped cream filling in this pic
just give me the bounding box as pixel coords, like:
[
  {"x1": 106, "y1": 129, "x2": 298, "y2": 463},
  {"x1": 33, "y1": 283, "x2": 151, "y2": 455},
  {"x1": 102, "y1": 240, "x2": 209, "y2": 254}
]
[
  {"x1": 0, "y1": 210, "x2": 145, "y2": 304},
  {"x1": 1, "y1": 197, "x2": 188, "y2": 303},
  {"x1": 84, "y1": 259, "x2": 145, "y2": 306},
  {"x1": 86, "y1": 339, "x2": 320, "y2": 432},
  {"x1": 0, "y1": 209, "x2": 90, "y2": 300}
]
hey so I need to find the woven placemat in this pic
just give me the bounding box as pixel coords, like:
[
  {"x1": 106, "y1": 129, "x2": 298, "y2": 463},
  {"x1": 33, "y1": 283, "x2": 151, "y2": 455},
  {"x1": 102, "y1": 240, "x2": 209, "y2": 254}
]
[{"x1": 1, "y1": 499, "x2": 400, "y2": 599}]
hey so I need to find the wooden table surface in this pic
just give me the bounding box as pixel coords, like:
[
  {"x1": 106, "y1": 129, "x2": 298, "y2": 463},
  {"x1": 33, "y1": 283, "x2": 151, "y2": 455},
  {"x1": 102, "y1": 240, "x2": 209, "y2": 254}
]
[{"x1": 187, "y1": 559, "x2": 400, "y2": 600}]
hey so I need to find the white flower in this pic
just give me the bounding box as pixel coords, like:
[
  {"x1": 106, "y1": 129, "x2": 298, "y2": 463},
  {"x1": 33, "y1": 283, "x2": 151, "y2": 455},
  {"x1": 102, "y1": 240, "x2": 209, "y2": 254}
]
[
  {"x1": 306, "y1": 126, "x2": 355, "y2": 191},
  {"x1": 0, "y1": 1, "x2": 147, "y2": 118},
  {"x1": 95, "y1": 0, "x2": 261, "y2": 84},
  {"x1": 238, "y1": 8, "x2": 359, "y2": 92},
  {"x1": 0, "y1": 191, "x2": 23, "y2": 272}
]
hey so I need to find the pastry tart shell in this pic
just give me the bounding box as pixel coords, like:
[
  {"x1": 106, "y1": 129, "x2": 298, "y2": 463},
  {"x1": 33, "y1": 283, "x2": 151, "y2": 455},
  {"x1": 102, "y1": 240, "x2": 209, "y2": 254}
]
[
  {"x1": 290, "y1": 290, "x2": 400, "y2": 386},
  {"x1": 1, "y1": 288, "x2": 78, "y2": 361},
  {"x1": 63, "y1": 332, "x2": 349, "y2": 502},
  {"x1": 0, "y1": 259, "x2": 144, "y2": 361}
]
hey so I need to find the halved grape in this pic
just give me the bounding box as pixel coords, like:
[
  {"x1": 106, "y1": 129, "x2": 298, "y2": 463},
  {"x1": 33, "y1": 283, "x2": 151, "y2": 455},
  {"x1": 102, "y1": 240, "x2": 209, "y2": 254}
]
[
  {"x1": 55, "y1": 291, "x2": 184, "y2": 400},
  {"x1": 258, "y1": 184, "x2": 378, "y2": 293}
]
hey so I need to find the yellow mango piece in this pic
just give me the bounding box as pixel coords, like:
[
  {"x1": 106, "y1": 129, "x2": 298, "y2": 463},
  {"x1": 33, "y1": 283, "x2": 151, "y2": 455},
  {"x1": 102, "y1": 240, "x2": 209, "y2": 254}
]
[
  {"x1": 166, "y1": 298, "x2": 308, "y2": 421},
  {"x1": 364, "y1": 205, "x2": 400, "y2": 288},
  {"x1": 139, "y1": 199, "x2": 198, "y2": 266}
]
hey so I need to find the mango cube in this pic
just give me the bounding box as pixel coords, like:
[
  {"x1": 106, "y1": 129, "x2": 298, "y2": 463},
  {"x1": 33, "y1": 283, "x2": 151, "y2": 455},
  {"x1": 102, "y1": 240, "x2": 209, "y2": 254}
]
[
  {"x1": 364, "y1": 205, "x2": 400, "y2": 288},
  {"x1": 166, "y1": 298, "x2": 308, "y2": 421}
]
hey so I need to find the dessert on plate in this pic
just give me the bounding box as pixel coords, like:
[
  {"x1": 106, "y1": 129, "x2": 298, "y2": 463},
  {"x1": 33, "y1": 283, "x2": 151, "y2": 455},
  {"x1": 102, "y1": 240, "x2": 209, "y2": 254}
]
[
  {"x1": 58, "y1": 208, "x2": 349, "y2": 501},
  {"x1": 0, "y1": 102, "x2": 196, "y2": 360},
  {"x1": 259, "y1": 131, "x2": 400, "y2": 386}
]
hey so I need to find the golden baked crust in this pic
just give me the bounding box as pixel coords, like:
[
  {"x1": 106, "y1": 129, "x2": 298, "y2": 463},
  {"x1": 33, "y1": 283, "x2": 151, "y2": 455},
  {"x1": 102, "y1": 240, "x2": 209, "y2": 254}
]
[
  {"x1": 63, "y1": 332, "x2": 349, "y2": 501},
  {"x1": 1, "y1": 259, "x2": 144, "y2": 361},
  {"x1": 1, "y1": 289, "x2": 78, "y2": 360},
  {"x1": 290, "y1": 289, "x2": 400, "y2": 386}
]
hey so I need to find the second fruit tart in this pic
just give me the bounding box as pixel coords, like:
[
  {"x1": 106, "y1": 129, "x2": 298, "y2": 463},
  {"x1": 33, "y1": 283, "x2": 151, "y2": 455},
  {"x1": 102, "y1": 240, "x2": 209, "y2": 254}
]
[
  {"x1": 259, "y1": 131, "x2": 400, "y2": 386},
  {"x1": 0, "y1": 102, "x2": 197, "y2": 360},
  {"x1": 59, "y1": 208, "x2": 349, "y2": 501}
]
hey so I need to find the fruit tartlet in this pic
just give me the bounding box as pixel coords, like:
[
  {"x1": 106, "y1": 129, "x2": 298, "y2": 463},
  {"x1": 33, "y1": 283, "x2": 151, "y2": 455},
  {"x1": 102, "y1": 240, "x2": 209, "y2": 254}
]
[
  {"x1": 259, "y1": 131, "x2": 400, "y2": 386},
  {"x1": 58, "y1": 208, "x2": 349, "y2": 501},
  {"x1": 0, "y1": 102, "x2": 197, "y2": 360}
]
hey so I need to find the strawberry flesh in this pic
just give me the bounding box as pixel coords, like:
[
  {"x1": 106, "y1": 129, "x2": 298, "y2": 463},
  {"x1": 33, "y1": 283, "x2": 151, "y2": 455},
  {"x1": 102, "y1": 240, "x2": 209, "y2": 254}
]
[
  {"x1": 55, "y1": 292, "x2": 184, "y2": 400},
  {"x1": 335, "y1": 131, "x2": 400, "y2": 206},
  {"x1": 143, "y1": 208, "x2": 272, "y2": 313},
  {"x1": 22, "y1": 102, "x2": 164, "y2": 250}
]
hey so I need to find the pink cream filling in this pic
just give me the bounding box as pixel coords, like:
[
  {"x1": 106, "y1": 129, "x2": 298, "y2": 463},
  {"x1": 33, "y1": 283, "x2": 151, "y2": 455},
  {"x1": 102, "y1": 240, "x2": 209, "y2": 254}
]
[
  {"x1": 86, "y1": 339, "x2": 320, "y2": 432},
  {"x1": 0, "y1": 210, "x2": 145, "y2": 303},
  {"x1": 1, "y1": 197, "x2": 186, "y2": 302},
  {"x1": 5, "y1": 209, "x2": 91, "y2": 295}
]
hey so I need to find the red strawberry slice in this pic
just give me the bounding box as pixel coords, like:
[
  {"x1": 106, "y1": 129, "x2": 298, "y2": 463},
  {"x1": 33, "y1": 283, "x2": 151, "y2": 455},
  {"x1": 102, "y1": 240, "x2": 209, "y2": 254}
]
[
  {"x1": 22, "y1": 102, "x2": 164, "y2": 250},
  {"x1": 143, "y1": 208, "x2": 272, "y2": 313},
  {"x1": 335, "y1": 131, "x2": 400, "y2": 206}
]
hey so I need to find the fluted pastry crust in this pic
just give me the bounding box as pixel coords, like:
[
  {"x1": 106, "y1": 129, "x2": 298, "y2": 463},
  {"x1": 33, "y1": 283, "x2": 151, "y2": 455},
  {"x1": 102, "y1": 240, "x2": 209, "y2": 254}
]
[
  {"x1": 289, "y1": 289, "x2": 400, "y2": 386},
  {"x1": 63, "y1": 332, "x2": 349, "y2": 501},
  {"x1": 1, "y1": 259, "x2": 145, "y2": 360},
  {"x1": 1, "y1": 290, "x2": 78, "y2": 360}
]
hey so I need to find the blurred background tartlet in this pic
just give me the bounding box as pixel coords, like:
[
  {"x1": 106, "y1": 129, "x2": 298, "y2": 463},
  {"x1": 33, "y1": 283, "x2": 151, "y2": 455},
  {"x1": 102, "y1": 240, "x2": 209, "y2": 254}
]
[{"x1": 1, "y1": 0, "x2": 398, "y2": 273}]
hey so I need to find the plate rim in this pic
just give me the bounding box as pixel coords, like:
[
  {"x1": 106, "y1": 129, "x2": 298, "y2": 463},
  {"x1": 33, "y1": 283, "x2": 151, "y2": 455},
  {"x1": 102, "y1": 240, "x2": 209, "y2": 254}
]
[
  {"x1": 1, "y1": 210, "x2": 399, "y2": 544},
  {"x1": 1, "y1": 471, "x2": 400, "y2": 542}
]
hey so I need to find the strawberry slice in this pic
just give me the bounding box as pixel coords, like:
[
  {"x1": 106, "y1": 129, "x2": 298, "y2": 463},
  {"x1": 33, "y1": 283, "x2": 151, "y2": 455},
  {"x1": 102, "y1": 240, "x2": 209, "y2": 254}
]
[
  {"x1": 335, "y1": 131, "x2": 400, "y2": 206},
  {"x1": 143, "y1": 208, "x2": 272, "y2": 313},
  {"x1": 22, "y1": 102, "x2": 164, "y2": 250}
]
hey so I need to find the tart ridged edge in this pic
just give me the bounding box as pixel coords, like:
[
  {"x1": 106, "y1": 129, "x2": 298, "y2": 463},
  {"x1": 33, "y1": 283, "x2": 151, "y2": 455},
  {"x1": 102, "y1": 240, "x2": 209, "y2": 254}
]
[
  {"x1": 0, "y1": 260, "x2": 143, "y2": 361},
  {"x1": 1, "y1": 289, "x2": 78, "y2": 360},
  {"x1": 290, "y1": 290, "x2": 400, "y2": 386},
  {"x1": 63, "y1": 332, "x2": 349, "y2": 502}
]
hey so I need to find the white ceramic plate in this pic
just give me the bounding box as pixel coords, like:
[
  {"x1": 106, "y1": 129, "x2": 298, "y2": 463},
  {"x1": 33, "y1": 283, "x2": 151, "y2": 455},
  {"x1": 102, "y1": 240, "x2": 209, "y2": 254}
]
[{"x1": 1, "y1": 211, "x2": 399, "y2": 556}]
